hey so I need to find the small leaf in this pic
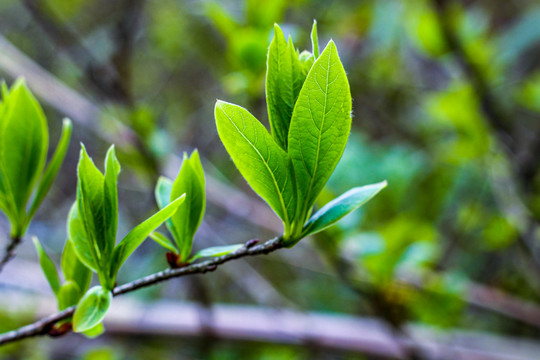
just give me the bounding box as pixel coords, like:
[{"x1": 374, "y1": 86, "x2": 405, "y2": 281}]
[
  {"x1": 61, "y1": 238, "x2": 92, "y2": 294},
  {"x1": 82, "y1": 322, "x2": 105, "y2": 338},
  {"x1": 215, "y1": 101, "x2": 296, "y2": 230},
  {"x1": 102, "y1": 146, "x2": 120, "y2": 261},
  {"x1": 301, "y1": 181, "x2": 387, "y2": 238},
  {"x1": 26, "y1": 118, "x2": 72, "y2": 226},
  {"x1": 155, "y1": 176, "x2": 173, "y2": 209},
  {"x1": 288, "y1": 41, "x2": 352, "y2": 227},
  {"x1": 189, "y1": 244, "x2": 243, "y2": 261},
  {"x1": 149, "y1": 231, "x2": 177, "y2": 253},
  {"x1": 73, "y1": 286, "x2": 112, "y2": 333},
  {"x1": 311, "y1": 20, "x2": 319, "y2": 58},
  {"x1": 266, "y1": 24, "x2": 306, "y2": 150},
  {"x1": 57, "y1": 280, "x2": 82, "y2": 310},
  {"x1": 109, "y1": 194, "x2": 186, "y2": 281},
  {"x1": 32, "y1": 236, "x2": 60, "y2": 296},
  {"x1": 170, "y1": 150, "x2": 206, "y2": 261},
  {"x1": 67, "y1": 202, "x2": 99, "y2": 272},
  {"x1": 0, "y1": 80, "x2": 48, "y2": 236}
]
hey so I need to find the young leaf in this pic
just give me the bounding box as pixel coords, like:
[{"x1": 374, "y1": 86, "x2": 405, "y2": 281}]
[
  {"x1": 170, "y1": 151, "x2": 206, "y2": 261},
  {"x1": 32, "y1": 236, "x2": 60, "y2": 296},
  {"x1": 311, "y1": 20, "x2": 319, "y2": 58},
  {"x1": 301, "y1": 181, "x2": 388, "y2": 238},
  {"x1": 67, "y1": 202, "x2": 99, "y2": 273},
  {"x1": 26, "y1": 118, "x2": 72, "y2": 226},
  {"x1": 57, "y1": 280, "x2": 82, "y2": 310},
  {"x1": 0, "y1": 80, "x2": 48, "y2": 235},
  {"x1": 155, "y1": 176, "x2": 173, "y2": 209},
  {"x1": 82, "y1": 322, "x2": 105, "y2": 338},
  {"x1": 76, "y1": 145, "x2": 107, "y2": 260},
  {"x1": 266, "y1": 24, "x2": 306, "y2": 150},
  {"x1": 109, "y1": 194, "x2": 186, "y2": 280},
  {"x1": 73, "y1": 286, "x2": 112, "y2": 333},
  {"x1": 102, "y1": 146, "x2": 120, "y2": 260},
  {"x1": 189, "y1": 244, "x2": 243, "y2": 261},
  {"x1": 288, "y1": 41, "x2": 352, "y2": 227},
  {"x1": 215, "y1": 101, "x2": 296, "y2": 230},
  {"x1": 149, "y1": 231, "x2": 177, "y2": 253},
  {"x1": 61, "y1": 238, "x2": 92, "y2": 294}
]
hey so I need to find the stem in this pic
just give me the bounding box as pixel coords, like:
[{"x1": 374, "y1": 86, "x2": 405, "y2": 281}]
[
  {"x1": 0, "y1": 235, "x2": 22, "y2": 273},
  {"x1": 0, "y1": 237, "x2": 283, "y2": 346}
]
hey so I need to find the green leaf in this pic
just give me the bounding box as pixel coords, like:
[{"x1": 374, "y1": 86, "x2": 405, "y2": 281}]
[
  {"x1": 109, "y1": 194, "x2": 186, "y2": 281},
  {"x1": 311, "y1": 20, "x2": 319, "y2": 58},
  {"x1": 76, "y1": 145, "x2": 106, "y2": 263},
  {"x1": 299, "y1": 50, "x2": 314, "y2": 74},
  {"x1": 82, "y1": 322, "x2": 105, "y2": 338},
  {"x1": 102, "y1": 146, "x2": 120, "y2": 261},
  {"x1": 73, "y1": 286, "x2": 112, "y2": 333},
  {"x1": 215, "y1": 101, "x2": 296, "y2": 231},
  {"x1": 61, "y1": 238, "x2": 92, "y2": 294},
  {"x1": 0, "y1": 80, "x2": 48, "y2": 236},
  {"x1": 288, "y1": 41, "x2": 352, "y2": 228},
  {"x1": 57, "y1": 280, "x2": 82, "y2": 310},
  {"x1": 155, "y1": 176, "x2": 173, "y2": 209},
  {"x1": 149, "y1": 231, "x2": 177, "y2": 253},
  {"x1": 189, "y1": 244, "x2": 243, "y2": 261},
  {"x1": 170, "y1": 150, "x2": 206, "y2": 261},
  {"x1": 26, "y1": 118, "x2": 72, "y2": 226},
  {"x1": 67, "y1": 202, "x2": 99, "y2": 272},
  {"x1": 32, "y1": 236, "x2": 60, "y2": 296},
  {"x1": 266, "y1": 24, "x2": 306, "y2": 150},
  {"x1": 301, "y1": 181, "x2": 388, "y2": 238}
]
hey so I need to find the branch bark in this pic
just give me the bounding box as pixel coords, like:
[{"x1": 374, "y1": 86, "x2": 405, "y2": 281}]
[
  {"x1": 0, "y1": 236, "x2": 21, "y2": 273},
  {"x1": 0, "y1": 237, "x2": 282, "y2": 346}
]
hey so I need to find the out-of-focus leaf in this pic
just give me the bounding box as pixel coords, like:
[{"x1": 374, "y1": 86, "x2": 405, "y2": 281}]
[
  {"x1": 189, "y1": 244, "x2": 243, "y2": 261},
  {"x1": 57, "y1": 280, "x2": 82, "y2": 310},
  {"x1": 73, "y1": 286, "x2": 112, "y2": 333}
]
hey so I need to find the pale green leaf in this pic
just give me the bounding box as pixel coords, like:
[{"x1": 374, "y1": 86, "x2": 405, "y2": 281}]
[
  {"x1": 170, "y1": 150, "x2": 206, "y2": 261},
  {"x1": 67, "y1": 202, "x2": 99, "y2": 272},
  {"x1": 155, "y1": 176, "x2": 173, "y2": 209},
  {"x1": 82, "y1": 322, "x2": 105, "y2": 338},
  {"x1": 215, "y1": 101, "x2": 296, "y2": 228},
  {"x1": 311, "y1": 20, "x2": 319, "y2": 58},
  {"x1": 149, "y1": 231, "x2": 177, "y2": 253},
  {"x1": 301, "y1": 181, "x2": 387, "y2": 238},
  {"x1": 26, "y1": 118, "x2": 72, "y2": 226},
  {"x1": 61, "y1": 238, "x2": 92, "y2": 294},
  {"x1": 288, "y1": 41, "x2": 352, "y2": 226},
  {"x1": 32, "y1": 236, "x2": 60, "y2": 296},
  {"x1": 73, "y1": 286, "x2": 112, "y2": 333},
  {"x1": 110, "y1": 194, "x2": 186, "y2": 280},
  {"x1": 189, "y1": 244, "x2": 243, "y2": 261},
  {"x1": 57, "y1": 280, "x2": 82, "y2": 310}
]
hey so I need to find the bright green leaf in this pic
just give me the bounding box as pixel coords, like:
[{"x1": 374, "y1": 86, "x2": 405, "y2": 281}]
[
  {"x1": 62, "y1": 238, "x2": 92, "y2": 294},
  {"x1": 215, "y1": 101, "x2": 296, "y2": 230},
  {"x1": 288, "y1": 41, "x2": 352, "y2": 227},
  {"x1": 82, "y1": 322, "x2": 105, "y2": 339},
  {"x1": 32, "y1": 236, "x2": 60, "y2": 296},
  {"x1": 189, "y1": 244, "x2": 243, "y2": 261},
  {"x1": 102, "y1": 146, "x2": 120, "y2": 260},
  {"x1": 301, "y1": 181, "x2": 387, "y2": 238},
  {"x1": 0, "y1": 80, "x2": 48, "y2": 236},
  {"x1": 170, "y1": 150, "x2": 206, "y2": 261},
  {"x1": 57, "y1": 280, "x2": 82, "y2": 310},
  {"x1": 109, "y1": 194, "x2": 186, "y2": 281},
  {"x1": 73, "y1": 286, "x2": 112, "y2": 333},
  {"x1": 149, "y1": 231, "x2": 177, "y2": 253},
  {"x1": 266, "y1": 24, "x2": 306, "y2": 150},
  {"x1": 26, "y1": 118, "x2": 72, "y2": 227},
  {"x1": 67, "y1": 202, "x2": 99, "y2": 272}
]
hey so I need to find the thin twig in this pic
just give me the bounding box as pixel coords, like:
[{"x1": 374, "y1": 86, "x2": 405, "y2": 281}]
[
  {"x1": 0, "y1": 236, "x2": 21, "y2": 273},
  {"x1": 0, "y1": 237, "x2": 282, "y2": 346}
]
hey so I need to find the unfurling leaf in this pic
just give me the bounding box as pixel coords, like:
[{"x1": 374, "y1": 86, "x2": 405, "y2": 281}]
[
  {"x1": 302, "y1": 181, "x2": 388, "y2": 238},
  {"x1": 73, "y1": 286, "x2": 112, "y2": 333}
]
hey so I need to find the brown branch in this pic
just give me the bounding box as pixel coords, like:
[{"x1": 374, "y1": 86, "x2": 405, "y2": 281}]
[
  {"x1": 0, "y1": 237, "x2": 282, "y2": 346},
  {"x1": 0, "y1": 236, "x2": 21, "y2": 273}
]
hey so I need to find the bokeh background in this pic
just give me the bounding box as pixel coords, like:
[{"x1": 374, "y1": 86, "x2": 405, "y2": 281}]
[{"x1": 1, "y1": 0, "x2": 540, "y2": 359}]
